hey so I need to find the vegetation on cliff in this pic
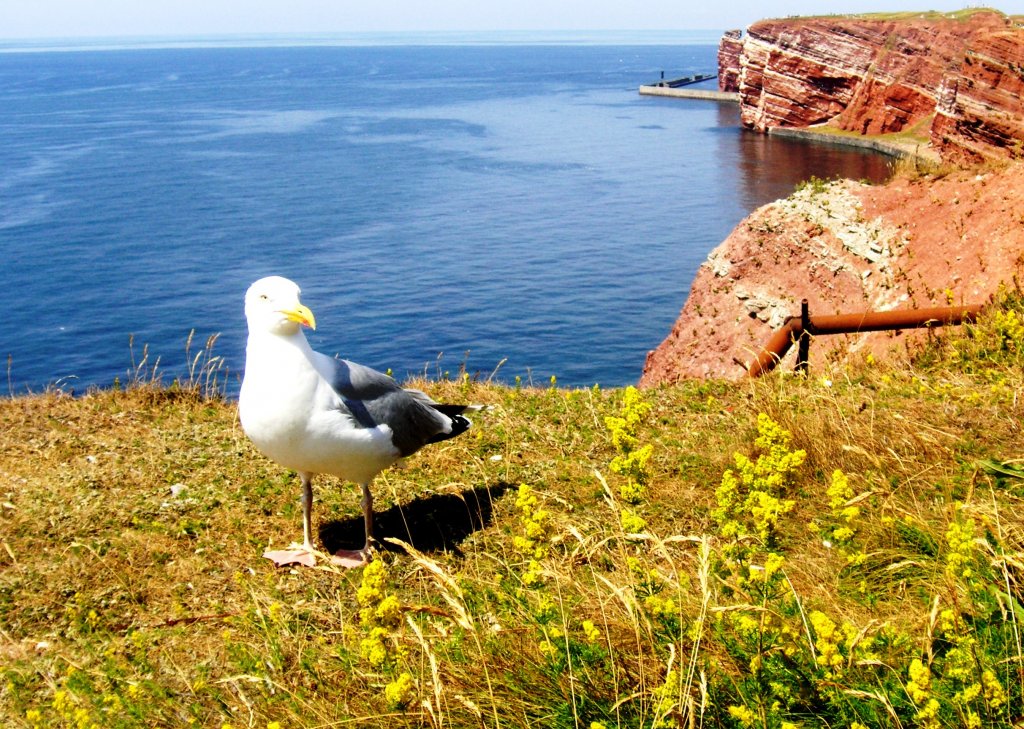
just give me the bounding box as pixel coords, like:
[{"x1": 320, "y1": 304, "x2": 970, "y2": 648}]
[{"x1": 2, "y1": 289, "x2": 1024, "y2": 728}]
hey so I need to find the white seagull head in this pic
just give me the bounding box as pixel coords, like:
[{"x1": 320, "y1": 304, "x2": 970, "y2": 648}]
[{"x1": 244, "y1": 275, "x2": 317, "y2": 336}]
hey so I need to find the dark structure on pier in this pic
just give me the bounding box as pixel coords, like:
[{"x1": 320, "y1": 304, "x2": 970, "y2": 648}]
[{"x1": 649, "y1": 72, "x2": 717, "y2": 89}]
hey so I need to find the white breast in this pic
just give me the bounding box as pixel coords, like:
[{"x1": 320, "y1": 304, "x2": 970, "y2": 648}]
[{"x1": 239, "y1": 334, "x2": 401, "y2": 484}]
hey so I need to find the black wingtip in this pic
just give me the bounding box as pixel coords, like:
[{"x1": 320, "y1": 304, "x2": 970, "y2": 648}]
[
  {"x1": 449, "y1": 413, "x2": 472, "y2": 437},
  {"x1": 427, "y1": 411, "x2": 472, "y2": 445}
]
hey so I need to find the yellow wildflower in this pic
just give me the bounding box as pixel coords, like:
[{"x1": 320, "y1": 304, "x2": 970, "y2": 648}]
[
  {"x1": 360, "y1": 627, "x2": 390, "y2": 668},
  {"x1": 906, "y1": 658, "x2": 931, "y2": 704},
  {"x1": 827, "y1": 469, "x2": 851, "y2": 509},
  {"x1": 916, "y1": 698, "x2": 941, "y2": 729},
  {"x1": 727, "y1": 704, "x2": 757, "y2": 727},
  {"x1": 356, "y1": 560, "x2": 386, "y2": 609},
  {"x1": 620, "y1": 507, "x2": 647, "y2": 534},
  {"x1": 384, "y1": 672, "x2": 415, "y2": 709},
  {"x1": 945, "y1": 511, "x2": 977, "y2": 580},
  {"x1": 582, "y1": 620, "x2": 601, "y2": 643},
  {"x1": 644, "y1": 594, "x2": 677, "y2": 619},
  {"x1": 522, "y1": 559, "x2": 545, "y2": 587},
  {"x1": 374, "y1": 594, "x2": 402, "y2": 628},
  {"x1": 983, "y1": 669, "x2": 1007, "y2": 708}
]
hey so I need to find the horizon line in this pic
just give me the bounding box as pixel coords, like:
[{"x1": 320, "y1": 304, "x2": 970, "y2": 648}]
[{"x1": 0, "y1": 28, "x2": 731, "y2": 53}]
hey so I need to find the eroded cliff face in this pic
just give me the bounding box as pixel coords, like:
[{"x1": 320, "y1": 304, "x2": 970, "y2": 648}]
[
  {"x1": 732, "y1": 11, "x2": 1024, "y2": 162},
  {"x1": 640, "y1": 164, "x2": 1024, "y2": 385},
  {"x1": 933, "y1": 28, "x2": 1024, "y2": 161},
  {"x1": 718, "y1": 29, "x2": 743, "y2": 93}
]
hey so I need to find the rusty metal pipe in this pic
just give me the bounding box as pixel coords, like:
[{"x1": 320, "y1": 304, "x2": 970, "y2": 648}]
[
  {"x1": 745, "y1": 318, "x2": 804, "y2": 378},
  {"x1": 747, "y1": 302, "x2": 984, "y2": 377},
  {"x1": 804, "y1": 303, "x2": 984, "y2": 335}
]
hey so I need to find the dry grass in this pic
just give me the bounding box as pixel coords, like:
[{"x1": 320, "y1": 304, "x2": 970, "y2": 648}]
[
  {"x1": 2, "y1": 297, "x2": 1024, "y2": 727},
  {"x1": 802, "y1": 8, "x2": 1009, "y2": 23}
]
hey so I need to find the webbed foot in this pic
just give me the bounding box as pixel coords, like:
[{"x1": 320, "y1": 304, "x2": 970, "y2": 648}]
[
  {"x1": 329, "y1": 546, "x2": 372, "y2": 569},
  {"x1": 263, "y1": 543, "x2": 318, "y2": 567}
]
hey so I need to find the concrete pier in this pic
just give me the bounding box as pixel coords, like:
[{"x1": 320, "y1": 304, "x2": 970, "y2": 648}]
[
  {"x1": 768, "y1": 127, "x2": 941, "y2": 162},
  {"x1": 638, "y1": 85, "x2": 739, "y2": 101}
]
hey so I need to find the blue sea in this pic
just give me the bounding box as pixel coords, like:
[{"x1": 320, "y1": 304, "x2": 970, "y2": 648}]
[{"x1": 0, "y1": 34, "x2": 892, "y2": 393}]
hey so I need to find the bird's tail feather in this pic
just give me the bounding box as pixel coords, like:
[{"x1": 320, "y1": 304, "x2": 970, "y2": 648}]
[{"x1": 431, "y1": 403, "x2": 490, "y2": 417}]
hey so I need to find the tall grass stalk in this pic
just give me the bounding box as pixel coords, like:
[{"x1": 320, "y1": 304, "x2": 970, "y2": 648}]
[
  {"x1": 389, "y1": 538, "x2": 500, "y2": 729},
  {"x1": 183, "y1": 330, "x2": 227, "y2": 398}
]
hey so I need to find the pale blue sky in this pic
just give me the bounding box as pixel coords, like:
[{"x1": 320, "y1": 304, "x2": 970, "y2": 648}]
[{"x1": 1, "y1": 1, "x2": 1022, "y2": 39}]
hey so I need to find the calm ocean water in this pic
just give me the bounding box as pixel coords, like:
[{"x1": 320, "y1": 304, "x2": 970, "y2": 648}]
[{"x1": 0, "y1": 37, "x2": 892, "y2": 393}]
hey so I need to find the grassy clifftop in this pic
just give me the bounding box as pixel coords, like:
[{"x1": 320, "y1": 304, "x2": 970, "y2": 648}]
[{"x1": 2, "y1": 293, "x2": 1024, "y2": 728}]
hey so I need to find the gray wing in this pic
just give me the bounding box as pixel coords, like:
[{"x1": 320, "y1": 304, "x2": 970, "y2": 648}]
[{"x1": 318, "y1": 356, "x2": 453, "y2": 456}]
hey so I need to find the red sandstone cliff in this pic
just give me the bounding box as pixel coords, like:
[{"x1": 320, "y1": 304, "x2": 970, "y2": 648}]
[
  {"x1": 732, "y1": 10, "x2": 1024, "y2": 162},
  {"x1": 718, "y1": 29, "x2": 743, "y2": 93},
  {"x1": 933, "y1": 27, "x2": 1024, "y2": 161},
  {"x1": 640, "y1": 11, "x2": 1024, "y2": 386},
  {"x1": 640, "y1": 164, "x2": 1024, "y2": 385}
]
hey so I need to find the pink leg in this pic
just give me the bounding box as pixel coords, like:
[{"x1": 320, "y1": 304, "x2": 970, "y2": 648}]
[
  {"x1": 264, "y1": 473, "x2": 319, "y2": 567},
  {"x1": 331, "y1": 482, "x2": 373, "y2": 568}
]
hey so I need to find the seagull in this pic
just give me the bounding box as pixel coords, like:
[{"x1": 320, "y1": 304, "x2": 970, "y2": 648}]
[{"x1": 239, "y1": 275, "x2": 476, "y2": 568}]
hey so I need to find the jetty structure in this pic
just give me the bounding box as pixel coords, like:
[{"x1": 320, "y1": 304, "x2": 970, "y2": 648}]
[{"x1": 638, "y1": 72, "x2": 738, "y2": 101}]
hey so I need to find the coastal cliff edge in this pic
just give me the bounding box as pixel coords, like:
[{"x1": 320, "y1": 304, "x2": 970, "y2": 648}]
[{"x1": 641, "y1": 9, "x2": 1024, "y2": 385}]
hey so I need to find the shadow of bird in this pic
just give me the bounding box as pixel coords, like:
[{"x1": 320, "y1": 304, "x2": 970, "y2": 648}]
[{"x1": 320, "y1": 482, "x2": 512, "y2": 558}]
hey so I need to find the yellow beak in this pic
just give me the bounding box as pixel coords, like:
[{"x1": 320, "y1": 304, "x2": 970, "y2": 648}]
[{"x1": 280, "y1": 303, "x2": 317, "y2": 330}]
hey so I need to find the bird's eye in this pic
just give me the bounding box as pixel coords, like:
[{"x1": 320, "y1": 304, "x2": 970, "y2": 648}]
[{"x1": 259, "y1": 294, "x2": 269, "y2": 301}]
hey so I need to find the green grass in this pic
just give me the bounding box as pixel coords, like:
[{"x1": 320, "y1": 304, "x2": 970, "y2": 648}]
[
  {"x1": 808, "y1": 114, "x2": 933, "y2": 146},
  {"x1": 789, "y1": 8, "x2": 1008, "y2": 23},
  {"x1": 2, "y1": 292, "x2": 1024, "y2": 728}
]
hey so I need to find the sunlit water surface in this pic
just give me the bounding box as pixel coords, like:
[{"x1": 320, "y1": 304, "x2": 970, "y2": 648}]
[{"x1": 0, "y1": 40, "x2": 892, "y2": 392}]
